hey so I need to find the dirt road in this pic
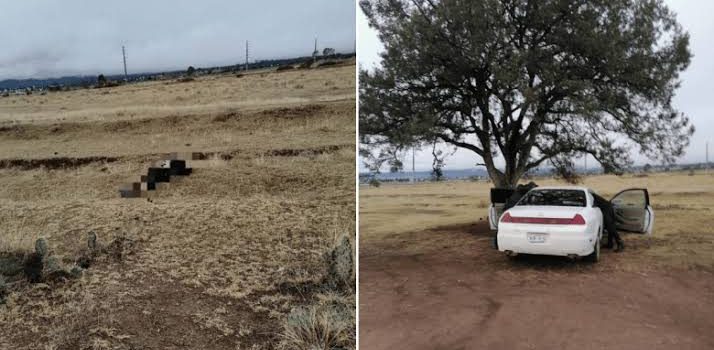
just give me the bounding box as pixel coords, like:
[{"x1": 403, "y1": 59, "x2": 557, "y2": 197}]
[{"x1": 360, "y1": 222, "x2": 714, "y2": 350}]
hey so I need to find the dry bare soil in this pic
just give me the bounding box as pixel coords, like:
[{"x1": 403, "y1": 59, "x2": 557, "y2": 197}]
[
  {"x1": 360, "y1": 173, "x2": 714, "y2": 350},
  {"x1": 0, "y1": 63, "x2": 355, "y2": 349}
]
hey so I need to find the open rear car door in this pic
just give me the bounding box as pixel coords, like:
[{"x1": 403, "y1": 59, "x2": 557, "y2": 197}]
[
  {"x1": 610, "y1": 188, "x2": 654, "y2": 234},
  {"x1": 488, "y1": 188, "x2": 513, "y2": 230}
]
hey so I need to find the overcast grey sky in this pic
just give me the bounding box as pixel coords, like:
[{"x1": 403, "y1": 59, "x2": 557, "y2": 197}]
[
  {"x1": 358, "y1": 0, "x2": 712, "y2": 170},
  {"x1": 0, "y1": 0, "x2": 355, "y2": 80}
]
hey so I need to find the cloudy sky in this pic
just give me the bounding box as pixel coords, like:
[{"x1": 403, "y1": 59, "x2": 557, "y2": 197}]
[
  {"x1": 0, "y1": 0, "x2": 355, "y2": 79},
  {"x1": 358, "y1": 0, "x2": 713, "y2": 171}
]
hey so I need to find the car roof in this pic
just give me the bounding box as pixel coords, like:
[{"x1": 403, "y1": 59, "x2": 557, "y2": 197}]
[{"x1": 529, "y1": 186, "x2": 591, "y2": 192}]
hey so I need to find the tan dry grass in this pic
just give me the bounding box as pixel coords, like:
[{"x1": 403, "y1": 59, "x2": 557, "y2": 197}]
[
  {"x1": 0, "y1": 64, "x2": 355, "y2": 349},
  {"x1": 0, "y1": 101, "x2": 353, "y2": 159},
  {"x1": 0, "y1": 66, "x2": 354, "y2": 126},
  {"x1": 360, "y1": 172, "x2": 714, "y2": 270},
  {"x1": 279, "y1": 300, "x2": 354, "y2": 350}
]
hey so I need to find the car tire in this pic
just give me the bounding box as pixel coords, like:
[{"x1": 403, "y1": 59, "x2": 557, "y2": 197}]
[{"x1": 585, "y1": 237, "x2": 600, "y2": 263}]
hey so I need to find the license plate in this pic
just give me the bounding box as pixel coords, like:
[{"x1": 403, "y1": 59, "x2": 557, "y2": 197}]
[{"x1": 527, "y1": 233, "x2": 547, "y2": 243}]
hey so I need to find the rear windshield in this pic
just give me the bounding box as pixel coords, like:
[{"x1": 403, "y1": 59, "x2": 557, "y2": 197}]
[{"x1": 517, "y1": 189, "x2": 586, "y2": 207}]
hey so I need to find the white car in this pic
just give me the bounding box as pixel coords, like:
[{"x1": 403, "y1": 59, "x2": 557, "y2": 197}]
[{"x1": 489, "y1": 186, "x2": 654, "y2": 262}]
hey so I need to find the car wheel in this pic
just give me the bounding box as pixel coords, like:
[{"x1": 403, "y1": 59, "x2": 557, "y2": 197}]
[{"x1": 585, "y1": 237, "x2": 600, "y2": 263}]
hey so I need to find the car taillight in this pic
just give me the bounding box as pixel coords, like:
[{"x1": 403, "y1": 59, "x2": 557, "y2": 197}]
[
  {"x1": 501, "y1": 212, "x2": 514, "y2": 223},
  {"x1": 570, "y1": 214, "x2": 586, "y2": 225},
  {"x1": 500, "y1": 213, "x2": 586, "y2": 225}
]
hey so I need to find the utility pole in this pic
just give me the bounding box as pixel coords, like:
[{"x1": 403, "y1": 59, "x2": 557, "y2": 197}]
[
  {"x1": 584, "y1": 153, "x2": 587, "y2": 175},
  {"x1": 122, "y1": 46, "x2": 128, "y2": 81},
  {"x1": 244, "y1": 41, "x2": 250, "y2": 71},
  {"x1": 313, "y1": 37, "x2": 318, "y2": 63},
  {"x1": 412, "y1": 148, "x2": 416, "y2": 183}
]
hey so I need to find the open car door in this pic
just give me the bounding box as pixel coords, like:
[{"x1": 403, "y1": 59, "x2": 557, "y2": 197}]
[
  {"x1": 610, "y1": 188, "x2": 654, "y2": 234},
  {"x1": 488, "y1": 188, "x2": 514, "y2": 230}
]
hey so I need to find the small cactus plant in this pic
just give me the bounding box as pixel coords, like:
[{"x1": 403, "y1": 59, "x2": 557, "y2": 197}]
[
  {"x1": 70, "y1": 266, "x2": 83, "y2": 278},
  {"x1": 77, "y1": 231, "x2": 99, "y2": 268},
  {"x1": 35, "y1": 238, "x2": 48, "y2": 258},
  {"x1": 23, "y1": 238, "x2": 49, "y2": 282},
  {"x1": 44, "y1": 256, "x2": 62, "y2": 274},
  {"x1": 87, "y1": 232, "x2": 97, "y2": 251},
  {"x1": 0, "y1": 275, "x2": 7, "y2": 302},
  {"x1": 325, "y1": 235, "x2": 354, "y2": 290}
]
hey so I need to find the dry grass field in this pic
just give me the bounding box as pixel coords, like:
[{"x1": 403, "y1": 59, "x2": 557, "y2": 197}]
[
  {"x1": 360, "y1": 172, "x2": 714, "y2": 349},
  {"x1": 0, "y1": 62, "x2": 355, "y2": 349},
  {"x1": 361, "y1": 172, "x2": 714, "y2": 269}
]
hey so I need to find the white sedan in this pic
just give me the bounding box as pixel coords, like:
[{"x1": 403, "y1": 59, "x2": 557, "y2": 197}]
[{"x1": 490, "y1": 186, "x2": 654, "y2": 262}]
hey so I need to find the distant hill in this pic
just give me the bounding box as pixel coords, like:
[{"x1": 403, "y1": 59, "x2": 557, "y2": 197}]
[{"x1": 0, "y1": 53, "x2": 356, "y2": 90}]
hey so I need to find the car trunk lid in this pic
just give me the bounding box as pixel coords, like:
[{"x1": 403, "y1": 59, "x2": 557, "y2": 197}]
[{"x1": 506, "y1": 205, "x2": 585, "y2": 219}]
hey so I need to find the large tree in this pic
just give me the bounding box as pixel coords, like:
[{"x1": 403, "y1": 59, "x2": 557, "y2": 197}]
[{"x1": 360, "y1": 0, "x2": 693, "y2": 188}]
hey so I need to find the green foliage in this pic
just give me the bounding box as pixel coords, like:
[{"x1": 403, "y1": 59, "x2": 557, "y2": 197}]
[
  {"x1": 431, "y1": 167, "x2": 443, "y2": 181},
  {"x1": 360, "y1": 0, "x2": 693, "y2": 188},
  {"x1": 323, "y1": 47, "x2": 336, "y2": 56},
  {"x1": 359, "y1": 144, "x2": 404, "y2": 185},
  {"x1": 186, "y1": 66, "x2": 196, "y2": 76},
  {"x1": 388, "y1": 158, "x2": 403, "y2": 173}
]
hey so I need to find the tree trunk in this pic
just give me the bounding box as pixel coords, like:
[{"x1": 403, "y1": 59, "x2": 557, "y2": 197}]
[{"x1": 484, "y1": 157, "x2": 522, "y2": 189}]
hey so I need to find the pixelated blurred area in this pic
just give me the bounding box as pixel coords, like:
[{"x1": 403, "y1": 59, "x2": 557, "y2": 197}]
[{"x1": 118, "y1": 154, "x2": 194, "y2": 198}]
